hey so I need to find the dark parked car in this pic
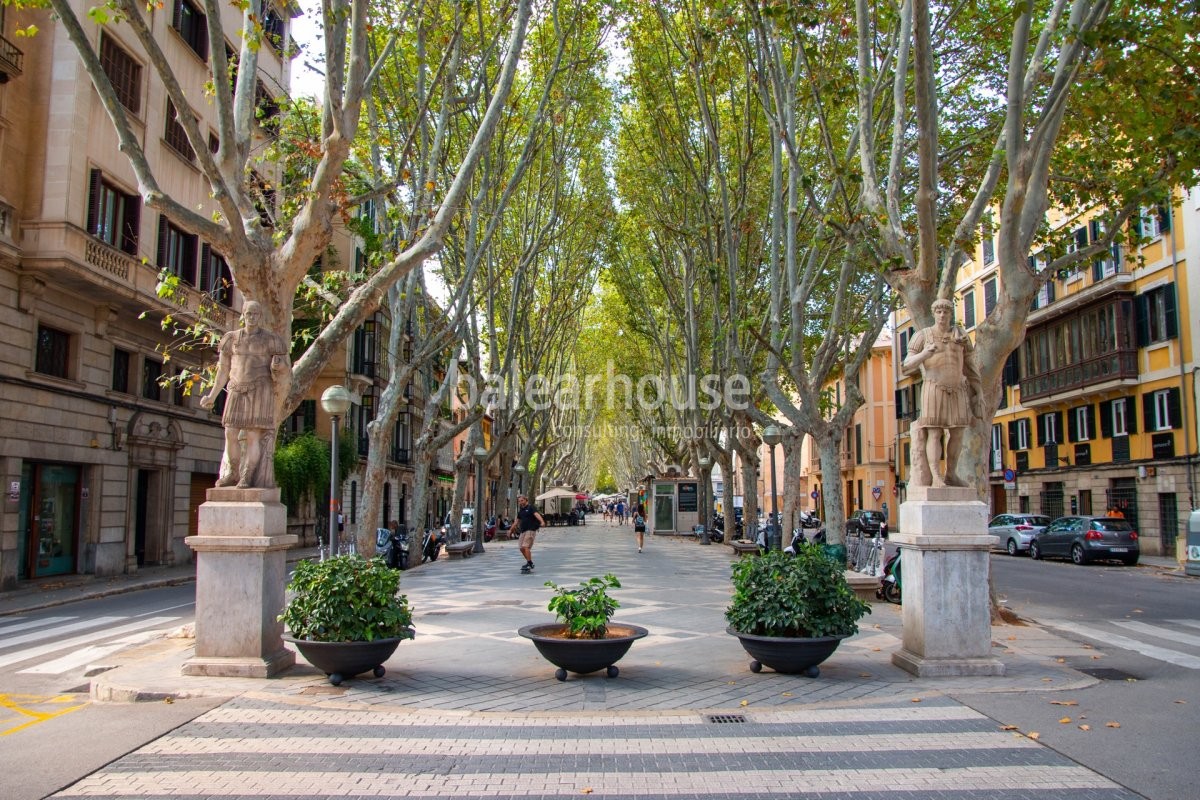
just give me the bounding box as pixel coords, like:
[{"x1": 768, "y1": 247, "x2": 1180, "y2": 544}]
[
  {"x1": 1029, "y1": 515, "x2": 1140, "y2": 566},
  {"x1": 988, "y1": 514, "x2": 1052, "y2": 556},
  {"x1": 846, "y1": 509, "x2": 888, "y2": 538}
]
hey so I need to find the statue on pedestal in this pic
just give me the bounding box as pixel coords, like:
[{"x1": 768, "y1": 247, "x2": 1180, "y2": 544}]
[
  {"x1": 200, "y1": 301, "x2": 289, "y2": 489},
  {"x1": 902, "y1": 299, "x2": 982, "y2": 487}
]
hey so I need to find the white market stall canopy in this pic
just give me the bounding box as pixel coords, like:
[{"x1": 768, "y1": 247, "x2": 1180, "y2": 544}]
[{"x1": 535, "y1": 487, "x2": 579, "y2": 502}]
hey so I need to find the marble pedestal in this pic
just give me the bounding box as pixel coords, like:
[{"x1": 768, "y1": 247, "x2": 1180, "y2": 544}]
[
  {"x1": 182, "y1": 487, "x2": 297, "y2": 678},
  {"x1": 891, "y1": 486, "x2": 1004, "y2": 677}
]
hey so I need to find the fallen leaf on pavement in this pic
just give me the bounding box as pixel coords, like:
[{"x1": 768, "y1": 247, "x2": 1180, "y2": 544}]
[
  {"x1": 858, "y1": 673, "x2": 872, "y2": 678},
  {"x1": 1082, "y1": 644, "x2": 1093, "y2": 649},
  {"x1": 740, "y1": 700, "x2": 749, "y2": 707},
  {"x1": 1106, "y1": 722, "x2": 1120, "y2": 728},
  {"x1": 1079, "y1": 724, "x2": 1091, "y2": 731},
  {"x1": 581, "y1": 788, "x2": 593, "y2": 794},
  {"x1": 911, "y1": 697, "x2": 922, "y2": 703},
  {"x1": 1175, "y1": 700, "x2": 1187, "y2": 704},
  {"x1": 1042, "y1": 678, "x2": 1054, "y2": 682},
  {"x1": 1050, "y1": 700, "x2": 1078, "y2": 706},
  {"x1": 1091, "y1": 655, "x2": 1102, "y2": 660},
  {"x1": 781, "y1": 692, "x2": 793, "y2": 697},
  {"x1": 1056, "y1": 658, "x2": 1065, "y2": 663},
  {"x1": 1059, "y1": 717, "x2": 1072, "y2": 724},
  {"x1": 1028, "y1": 732, "x2": 1041, "y2": 740},
  {"x1": 1007, "y1": 636, "x2": 1016, "y2": 641},
  {"x1": 1000, "y1": 725, "x2": 1018, "y2": 731}
]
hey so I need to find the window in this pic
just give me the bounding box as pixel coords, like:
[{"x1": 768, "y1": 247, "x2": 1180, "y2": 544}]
[
  {"x1": 200, "y1": 245, "x2": 233, "y2": 306},
  {"x1": 1146, "y1": 388, "x2": 1182, "y2": 432},
  {"x1": 962, "y1": 289, "x2": 976, "y2": 329},
  {"x1": 1136, "y1": 284, "x2": 1178, "y2": 346},
  {"x1": 990, "y1": 424, "x2": 1003, "y2": 471},
  {"x1": 1136, "y1": 204, "x2": 1169, "y2": 240},
  {"x1": 1069, "y1": 405, "x2": 1094, "y2": 442},
  {"x1": 142, "y1": 357, "x2": 163, "y2": 401},
  {"x1": 1038, "y1": 411, "x2": 1060, "y2": 445},
  {"x1": 112, "y1": 347, "x2": 131, "y2": 393},
  {"x1": 983, "y1": 277, "x2": 997, "y2": 316},
  {"x1": 255, "y1": 80, "x2": 281, "y2": 133},
  {"x1": 86, "y1": 169, "x2": 140, "y2": 255},
  {"x1": 981, "y1": 221, "x2": 995, "y2": 265},
  {"x1": 262, "y1": 5, "x2": 286, "y2": 52},
  {"x1": 1089, "y1": 219, "x2": 1122, "y2": 280},
  {"x1": 854, "y1": 424, "x2": 862, "y2": 465},
  {"x1": 1100, "y1": 397, "x2": 1137, "y2": 438},
  {"x1": 35, "y1": 325, "x2": 71, "y2": 379},
  {"x1": 157, "y1": 216, "x2": 197, "y2": 285},
  {"x1": 172, "y1": 0, "x2": 208, "y2": 61},
  {"x1": 99, "y1": 35, "x2": 141, "y2": 114},
  {"x1": 1008, "y1": 418, "x2": 1030, "y2": 451},
  {"x1": 284, "y1": 399, "x2": 316, "y2": 435},
  {"x1": 164, "y1": 101, "x2": 195, "y2": 161}
]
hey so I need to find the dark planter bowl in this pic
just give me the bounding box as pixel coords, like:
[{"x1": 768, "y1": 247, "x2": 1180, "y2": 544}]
[
  {"x1": 518, "y1": 623, "x2": 648, "y2": 681},
  {"x1": 283, "y1": 633, "x2": 411, "y2": 686},
  {"x1": 726, "y1": 626, "x2": 848, "y2": 677}
]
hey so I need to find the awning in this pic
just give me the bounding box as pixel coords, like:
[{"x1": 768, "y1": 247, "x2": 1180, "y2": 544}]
[
  {"x1": 535, "y1": 487, "x2": 579, "y2": 502},
  {"x1": 575, "y1": 493, "x2": 588, "y2": 500}
]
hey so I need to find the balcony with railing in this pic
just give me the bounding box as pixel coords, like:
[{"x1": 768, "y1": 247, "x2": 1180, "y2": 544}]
[
  {"x1": 0, "y1": 32, "x2": 23, "y2": 82},
  {"x1": 1019, "y1": 349, "x2": 1138, "y2": 402},
  {"x1": 21, "y1": 221, "x2": 234, "y2": 330}
]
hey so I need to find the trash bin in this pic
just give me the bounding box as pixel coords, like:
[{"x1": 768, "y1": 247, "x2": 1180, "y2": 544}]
[{"x1": 1187, "y1": 509, "x2": 1200, "y2": 577}]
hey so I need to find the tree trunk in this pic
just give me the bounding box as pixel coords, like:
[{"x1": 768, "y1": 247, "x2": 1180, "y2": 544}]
[{"x1": 816, "y1": 434, "x2": 847, "y2": 546}]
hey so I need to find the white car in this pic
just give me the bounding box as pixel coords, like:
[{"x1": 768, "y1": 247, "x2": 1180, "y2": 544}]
[{"x1": 988, "y1": 514, "x2": 1051, "y2": 556}]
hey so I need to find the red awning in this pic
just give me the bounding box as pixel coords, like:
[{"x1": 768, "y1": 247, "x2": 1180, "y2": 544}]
[{"x1": 575, "y1": 494, "x2": 588, "y2": 500}]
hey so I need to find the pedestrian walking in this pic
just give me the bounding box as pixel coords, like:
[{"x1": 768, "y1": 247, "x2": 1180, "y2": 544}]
[
  {"x1": 616, "y1": 500, "x2": 626, "y2": 526},
  {"x1": 510, "y1": 495, "x2": 544, "y2": 573},
  {"x1": 633, "y1": 505, "x2": 647, "y2": 553}
]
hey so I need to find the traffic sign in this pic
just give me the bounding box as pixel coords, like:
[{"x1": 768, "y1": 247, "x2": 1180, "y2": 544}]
[
  {"x1": 871, "y1": 486, "x2": 882, "y2": 500},
  {"x1": 1003, "y1": 468, "x2": 1016, "y2": 485},
  {"x1": 810, "y1": 490, "x2": 819, "y2": 500}
]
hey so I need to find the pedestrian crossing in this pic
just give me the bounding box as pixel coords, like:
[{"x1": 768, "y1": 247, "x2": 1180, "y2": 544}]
[
  {"x1": 47, "y1": 696, "x2": 1139, "y2": 799},
  {"x1": 1039, "y1": 617, "x2": 1200, "y2": 670},
  {"x1": 0, "y1": 612, "x2": 182, "y2": 675}
]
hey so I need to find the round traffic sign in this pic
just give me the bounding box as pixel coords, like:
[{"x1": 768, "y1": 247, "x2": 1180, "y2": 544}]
[
  {"x1": 1003, "y1": 468, "x2": 1016, "y2": 482},
  {"x1": 810, "y1": 490, "x2": 819, "y2": 500}
]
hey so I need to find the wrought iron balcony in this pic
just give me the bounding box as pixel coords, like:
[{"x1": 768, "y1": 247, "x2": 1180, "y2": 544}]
[
  {"x1": 0, "y1": 33, "x2": 23, "y2": 82},
  {"x1": 1019, "y1": 349, "x2": 1138, "y2": 402}
]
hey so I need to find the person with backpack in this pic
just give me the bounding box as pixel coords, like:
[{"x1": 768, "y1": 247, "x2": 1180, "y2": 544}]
[
  {"x1": 633, "y1": 504, "x2": 647, "y2": 553},
  {"x1": 510, "y1": 494, "x2": 545, "y2": 573}
]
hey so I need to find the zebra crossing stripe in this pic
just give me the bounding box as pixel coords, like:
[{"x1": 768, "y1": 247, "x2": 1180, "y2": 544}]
[
  {"x1": 0, "y1": 616, "x2": 77, "y2": 636},
  {"x1": 139, "y1": 730, "x2": 1040, "y2": 756},
  {"x1": 0, "y1": 616, "x2": 126, "y2": 649},
  {"x1": 1043, "y1": 619, "x2": 1200, "y2": 669},
  {"x1": 0, "y1": 617, "x2": 180, "y2": 669},
  {"x1": 1111, "y1": 620, "x2": 1200, "y2": 648},
  {"x1": 1171, "y1": 619, "x2": 1200, "y2": 631},
  {"x1": 51, "y1": 765, "x2": 1121, "y2": 796},
  {"x1": 19, "y1": 629, "x2": 169, "y2": 675}
]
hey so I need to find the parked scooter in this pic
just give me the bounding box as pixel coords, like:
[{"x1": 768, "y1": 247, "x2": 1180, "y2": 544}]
[
  {"x1": 878, "y1": 550, "x2": 902, "y2": 604},
  {"x1": 376, "y1": 525, "x2": 410, "y2": 570},
  {"x1": 421, "y1": 526, "x2": 446, "y2": 563},
  {"x1": 798, "y1": 509, "x2": 822, "y2": 529},
  {"x1": 783, "y1": 526, "x2": 827, "y2": 555}
]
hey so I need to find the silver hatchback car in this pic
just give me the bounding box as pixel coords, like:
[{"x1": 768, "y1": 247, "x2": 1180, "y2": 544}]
[
  {"x1": 988, "y1": 514, "x2": 1052, "y2": 556},
  {"x1": 1030, "y1": 515, "x2": 1140, "y2": 566}
]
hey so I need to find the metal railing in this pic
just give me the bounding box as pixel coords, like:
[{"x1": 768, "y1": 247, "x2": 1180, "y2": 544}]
[
  {"x1": 1019, "y1": 349, "x2": 1137, "y2": 401},
  {"x1": 0, "y1": 33, "x2": 24, "y2": 80}
]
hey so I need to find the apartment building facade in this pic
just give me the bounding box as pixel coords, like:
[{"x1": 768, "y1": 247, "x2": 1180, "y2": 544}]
[
  {"x1": 894, "y1": 188, "x2": 1199, "y2": 557},
  {"x1": 795, "y1": 331, "x2": 899, "y2": 528},
  {"x1": 0, "y1": 2, "x2": 296, "y2": 589}
]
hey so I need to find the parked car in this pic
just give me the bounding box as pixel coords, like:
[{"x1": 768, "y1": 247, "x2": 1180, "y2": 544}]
[
  {"x1": 1029, "y1": 515, "x2": 1140, "y2": 566},
  {"x1": 846, "y1": 509, "x2": 888, "y2": 538},
  {"x1": 988, "y1": 514, "x2": 1052, "y2": 556}
]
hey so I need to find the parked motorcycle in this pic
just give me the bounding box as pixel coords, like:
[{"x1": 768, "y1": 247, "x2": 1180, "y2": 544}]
[
  {"x1": 376, "y1": 525, "x2": 410, "y2": 570},
  {"x1": 421, "y1": 527, "x2": 446, "y2": 563},
  {"x1": 878, "y1": 550, "x2": 901, "y2": 604},
  {"x1": 798, "y1": 509, "x2": 822, "y2": 529},
  {"x1": 783, "y1": 526, "x2": 827, "y2": 555}
]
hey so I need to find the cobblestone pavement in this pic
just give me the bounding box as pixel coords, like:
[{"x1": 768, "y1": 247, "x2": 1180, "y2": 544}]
[{"x1": 57, "y1": 523, "x2": 1142, "y2": 798}]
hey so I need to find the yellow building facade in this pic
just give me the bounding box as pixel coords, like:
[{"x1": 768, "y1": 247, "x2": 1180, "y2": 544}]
[{"x1": 894, "y1": 188, "x2": 1199, "y2": 557}]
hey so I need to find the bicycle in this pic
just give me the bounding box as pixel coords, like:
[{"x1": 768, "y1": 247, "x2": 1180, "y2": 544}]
[
  {"x1": 845, "y1": 531, "x2": 863, "y2": 568},
  {"x1": 857, "y1": 534, "x2": 884, "y2": 576}
]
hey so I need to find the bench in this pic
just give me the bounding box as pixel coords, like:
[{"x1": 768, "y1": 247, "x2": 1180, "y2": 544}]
[
  {"x1": 445, "y1": 541, "x2": 475, "y2": 559},
  {"x1": 729, "y1": 541, "x2": 761, "y2": 557}
]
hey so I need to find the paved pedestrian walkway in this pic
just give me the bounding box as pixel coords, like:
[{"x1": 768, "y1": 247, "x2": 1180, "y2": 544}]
[{"x1": 6, "y1": 521, "x2": 1179, "y2": 798}]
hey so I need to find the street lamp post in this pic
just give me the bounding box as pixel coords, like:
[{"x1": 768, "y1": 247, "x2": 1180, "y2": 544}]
[
  {"x1": 474, "y1": 447, "x2": 488, "y2": 554},
  {"x1": 514, "y1": 464, "x2": 525, "y2": 498},
  {"x1": 320, "y1": 385, "x2": 352, "y2": 559},
  {"x1": 698, "y1": 455, "x2": 711, "y2": 545},
  {"x1": 762, "y1": 424, "x2": 782, "y2": 551}
]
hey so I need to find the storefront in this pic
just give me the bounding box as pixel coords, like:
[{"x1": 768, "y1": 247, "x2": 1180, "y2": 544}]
[{"x1": 16, "y1": 462, "x2": 80, "y2": 579}]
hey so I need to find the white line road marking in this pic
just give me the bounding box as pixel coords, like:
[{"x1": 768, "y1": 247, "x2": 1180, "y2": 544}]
[
  {"x1": 1111, "y1": 620, "x2": 1200, "y2": 648},
  {"x1": 1042, "y1": 619, "x2": 1200, "y2": 669},
  {"x1": 18, "y1": 629, "x2": 170, "y2": 675},
  {"x1": 0, "y1": 616, "x2": 77, "y2": 636},
  {"x1": 0, "y1": 617, "x2": 126, "y2": 650},
  {"x1": 0, "y1": 617, "x2": 180, "y2": 669}
]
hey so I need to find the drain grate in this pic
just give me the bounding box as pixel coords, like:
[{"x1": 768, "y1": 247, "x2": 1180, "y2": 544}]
[
  {"x1": 706, "y1": 714, "x2": 747, "y2": 724},
  {"x1": 1077, "y1": 667, "x2": 1139, "y2": 681}
]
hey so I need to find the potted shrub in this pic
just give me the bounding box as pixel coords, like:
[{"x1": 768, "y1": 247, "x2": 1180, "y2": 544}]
[
  {"x1": 726, "y1": 545, "x2": 870, "y2": 677},
  {"x1": 280, "y1": 555, "x2": 415, "y2": 685},
  {"x1": 518, "y1": 574, "x2": 648, "y2": 681}
]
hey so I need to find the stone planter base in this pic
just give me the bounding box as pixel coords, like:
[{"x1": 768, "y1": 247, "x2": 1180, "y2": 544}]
[
  {"x1": 518, "y1": 623, "x2": 648, "y2": 680},
  {"x1": 727, "y1": 627, "x2": 848, "y2": 677},
  {"x1": 283, "y1": 635, "x2": 410, "y2": 686}
]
